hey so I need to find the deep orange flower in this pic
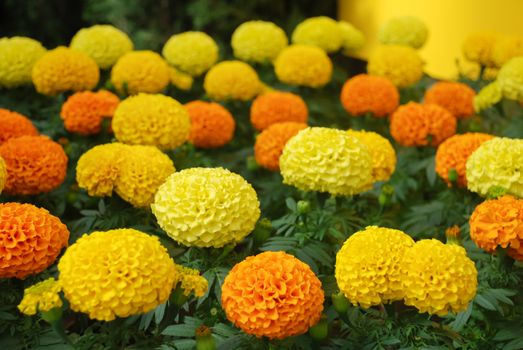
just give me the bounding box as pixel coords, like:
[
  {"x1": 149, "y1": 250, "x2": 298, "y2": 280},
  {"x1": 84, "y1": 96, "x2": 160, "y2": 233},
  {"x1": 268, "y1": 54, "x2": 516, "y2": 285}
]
[
  {"x1": 340, "y1": 74, "x2": 399, "y2": 118},
  {"x1": 254, "y1": 122, "x2": 307, "y2": 171},
  {"x1": 0, "y1": 108, "x2": 38, "y2": 144},
  {"x1": 390, "y1": 102, "x2": 456, "y2": 147},
  {"x1": 250, "y1": 91, "x2": 308, "y2": 131},
  {"x1": 185, "y1": 101, "x2": 235, "y2": 148},
  {"x1": 0, "y1": 136, "x2": 68, "y2": 195},
  {"x1": 0, "y1": 203, "x2": 69, "y2": 278},
  {"x1": 435, "y1": 133, "x2": 494, "y2": 187},
  {"x1": 424, "y1": 82, "x2": 476, "y2": 119}
]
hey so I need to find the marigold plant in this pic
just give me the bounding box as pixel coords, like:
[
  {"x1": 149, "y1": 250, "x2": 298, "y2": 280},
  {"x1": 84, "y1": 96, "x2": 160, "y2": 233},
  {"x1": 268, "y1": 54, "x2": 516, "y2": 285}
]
[
  {"x1": 338, "y1": 21, "x2": 365, "y2": 53},
  {"x1": 18, "y1": 278, "x2": 62, "y2": 315},
  {"x1": 378, "y1": 16, "x2": 428, "y2": 49},
  {"x1": 462, "y1": 32, "x2": 498, "y2": 67},
  {"x1": 185, "y1": 101, "x2": 235, "y2": 148},
  {"x1": 492, "y1": 36, "x2": 523, "y2": 68},
  {"x1": 367, "y1": 45, "x2": 423, "y2": 88},
  {"x1": 203, "y1": 60, "x2": 262, "y2": 101},
  {"x1": 291, "y1": 16, "x2": 342, "y2": 53},
  {"x1": 497, "y1": 56, "x2": 523, "y2": 101},
  {"x1": 231, "y1": 21, "x2": 288, "y2": 63},
  {"x1": 169, "y1": 67, "x2": 193, "y2": 91},
  {"x1": 424, "y1": 81, "x2": 476, "y2": 119},
  {"x1": 474, "y1": 81, "x2": 502, "y2": 112},
  {"x1": 0, "y1": 108, "x2": 38, "y2": 144},
  {"x1": 0, "y1": 36, "x2": 46, "y2": 88},
  {"x1": 250, "y1": 91, "x2": 308, "y2": 131}
]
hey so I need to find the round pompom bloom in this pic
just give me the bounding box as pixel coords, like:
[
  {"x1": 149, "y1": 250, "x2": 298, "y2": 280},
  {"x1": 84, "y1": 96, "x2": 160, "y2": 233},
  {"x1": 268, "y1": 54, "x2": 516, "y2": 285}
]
[
  {"x1": 340, "y1": 74, "x2": 399, "y2": 118},
  {"x1": 335, "y1": 226, "x2": 414, "y2": 308},
  {"x1": 0, "y1": 36, "x2": 46, "y2": 88},
  {"x1": 0, "y1": 203, "x2": 69, "y2": 279},
  {"x1": 169, "y1": 67, "x2": 193, "y2": 91},
  {"x1": 424, "y1": 81, "x2": 475, "y2": 119},
  {"x1": 203, "y1": 60, "x2": 262, "y2": 101},
  {"x1": 346, "y1": 130, "x2": 396, "y2": 182},
  {"x1": 0, "y1": 136, "x2": 68, "y2": 195},
  {"x1": 58, "y1": 229, "x2": 177, "y2": 321},
  {"x1": 280, "y1": 127, "x2": 373, "y2": 196},
  {"x1": 162, "y1": 32, "x2": 218, "y2": 77},
  {"x1": 255, "y1": 122, "x2": 308, "y2": 171},
  {"x1": 466, "y1": 137, "x2": 523, "y2": 198},
  {"x1": 291, "y1": 16, "x2": 342, "y2": 53},
  {"x1": 221, "y1": 251, "x2": 324, "y2": 339},
  {"x1": 112, "y1": 93, "x2": 190, "y2": 150},
  {"x1": 367, "y1": 45, "x2": 423, "y2": 88},
  {"x1": 0, "y1": 157, "x2": 6, "y2": 194},
  {"x1": 378, "y1": 16, "x2": 428, "y2": 49},
  {"x1": 435, "y1": 133, "x2": 494, "y2": 187},
  {"x1": 185, "y1": 101, "x2": 235, "y2": 149},
  {"x1": 390, "y1": 102, "x2": 457, "y2": 147},
  {"x1": 0, "y1": 108, "x2": 38, "y2": 144},
  {"x1": 274, "y1": 44, "x2": 333, "y2": 88},
  {"x1": 70, "y1": 25, "x2": 133, "y2": 69},
  {"x1": 18, "y1": 278, "x2": 62, "y2": 315},
  {"x1": 32, "y1": 46, "x2": 99, "y2": 96},
  {"x1": 152, "y1": 167, "x2": 260, "y2": 248},
  {"x1": 231, "y1": 21, "x2": 288, "y2": 63},
  {"x1": 111, "y1": 51, "x2": 170, "y2": 94},
  {"x1": 60, "y1": 90, "x2": 120, "y2": 135},
  {"x1": 400, "y1": 239, "x2": 477, "y2": 316},
  {"x1": 462, "y1": 32, "x2": 498, "y2": 67},
  {"x1": 492, "y1": 36, "x2": 523, "y2": 68},
  {"x1": 474, "y1": 81, "x2": 502, "y2": 112},
  {"x1": 338, "y1": 21, "x2": 365, "y2": 52},
  {"x1": 250, "y1": 91, "x2": 308, "y2": 131},
  {"x1": 497, "y1": 56, "x2": 523, "y2": 101}
]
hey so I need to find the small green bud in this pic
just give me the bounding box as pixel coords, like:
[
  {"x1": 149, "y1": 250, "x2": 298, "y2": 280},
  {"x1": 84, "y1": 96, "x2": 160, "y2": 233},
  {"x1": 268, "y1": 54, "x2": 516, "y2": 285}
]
[
  {"x1": 331, "y1": 292, "x2": 350, "y2": 314},
  {"x1": 448, "y1": 168, "x2": 458, "y2": 183},
  {"x1": 297, "y1": 200, "x2": 311, "y2": 214},
  {"x1": 253, "y1": 218, "x2": 272, "y2": 244},
  {"x1": 195, "y1": 325, "x2": 216, "y2": 350},
  {"x1": 309, "y1": 315, "x2": 328, "y2": 341},
  {"x1": 210, "y1": 307, "x2": 218, "y2": 316}
]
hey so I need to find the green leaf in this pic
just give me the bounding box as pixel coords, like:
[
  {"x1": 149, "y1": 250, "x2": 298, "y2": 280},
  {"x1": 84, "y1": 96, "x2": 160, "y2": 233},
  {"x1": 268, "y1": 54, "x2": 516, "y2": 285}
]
[
  {"x1": 450, "y1": 302, "x2": 473, "y2": 331},
  {"x1": 474, "y1": 294, "x2": 496, "y2": 311},
  {"x1": 162, "y1": 323, "x2": 200, "y2": 337}
]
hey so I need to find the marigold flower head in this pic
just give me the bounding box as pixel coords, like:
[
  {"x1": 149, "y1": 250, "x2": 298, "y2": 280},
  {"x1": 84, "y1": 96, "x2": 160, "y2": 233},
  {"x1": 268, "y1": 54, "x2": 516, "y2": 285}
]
[
  {"x1": 0, "y1": 157, "x2": 6, "y2": 194},
  {"x1": 60, "y1": 90, "x2": 120, "y2": 135},
  {"x1": 0, "y1": 203, "x2": 69, "y2": 279},
  {"x1": 274, "y1": 44, "x2": 333, "y2": 88},
  {"x1": 162, "y1": 31, "x2": 218, "y2": 77},
  {"x1": 390, "y1": 102, "x2": 457, "y2": 147},
  {"x1": 424, "y1": 81, "x2": 475, "y2": 119},
  {"x1": 185, "y1": 101, "x2": 235, "y2": 148},
  {"x1": 152, "y1": 167, "x2": 260, "y2": 248},
  {"x1": 492, "y1": 36, "x2": 523, "y2": 68},
  {"x1": 280, "y1": 127, "x2": 373, "y2": 196},
  {"x1": 0, "y1": 108, "x2": 38, "y2": 144},
  {"x1": 70, "y1": 25, "x2": 133, "y2": 69},
  {"x1": 204, "y1": 60, "x2": 262, "y2": 101},
  {"x1": 0, "y1": 36, "x2": 46, "y2": 88},
  {"x1": 338, "y1": 21, "x2": 365, "y2": 53},
  {"x1": 378, "y1": 16, "x2": 428, "y2": 49},
  {"x1": 32, "y1": 46, "x2": 99, "y2": 96},
  {"x1": 112, "y1": 93, "x2": 190, "y2": 150},
  {"x1": 250, "y1": 91, "x2": 308, "y2": 131},
  {"x1": 0, "y1": 136, "x2": 68, "y2": 195},
  {"x1": 18, "y1": 278, "x2": 62, "y2": 315},
  {"x1": 367, "y1": 45, "x2": 423, "y2": 88},
  {"x1": 335, "y1": 226, "x2": 414, "y2": 308},
  {"x1": 231, "y1": 21, "x2": 288, "y2": 63},
  {"x1": 58, "y1": 229, "x2": 177, "y2": 321},
  {"x1": 255, "y1": 122, "x2": 307, "y2": 171},
  {"x1": 111, "y1": 51, "x2": 170, "y2": 94},
  {"x1": 174, "y1": 265, "x2": 208, "y2": 297},
  {"x1": 340, "y1": 74, "x2": 399, "y2": 118},
  {"x1": 169, "y1": 67, "x2": 193, "y2": 91},
  {"x1": 222, "y1": 251, "x2": 324, "y2": 339},
  {"x1": 474, "y1": 81, "x2": 502, "y2": 112},
  {"x1": 462, "y1": 32, "x2": 498, "y2": 67},
  {"x1": 435, "y1": 133, "x2": 494, "y2": 187},
  {"x1": 497, "y1": 56, "x2": 523, "y2": 101},
  {"x1": 400, "y1": 239, "x2": 477, "y2": 316},
  {"x1": 292, "y1": 16, "x2": 342, "y2": 53}
]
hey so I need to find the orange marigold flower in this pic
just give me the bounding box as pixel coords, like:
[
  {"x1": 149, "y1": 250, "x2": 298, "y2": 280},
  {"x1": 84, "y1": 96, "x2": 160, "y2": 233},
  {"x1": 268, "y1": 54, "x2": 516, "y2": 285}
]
[
  {"x1": 185, "y1": 101, "x2": 235, "y2": 149},
  {"x1": 250, "y1": 91, "x2": 308, "y2": 131},
  {"x1": 0, "y1": 108, "x2": 38, "y2": 144},
  {"x1": 60, "y1": 90, "x2": 120, "y2": 135},
  {"x1": 424, "y1": 81, "x2": 476, "y2": 119},
  {"x1": 0, "y1": 136, "x2": 68, "y2": 195},
  {"x1": 435, "y1": 133, "x2": 494, "y2": 187},
  {"x1": 221, "y1": 251, "x2": 324, "y2": 339},
  {"x1": 340, "y1": 74, "x2": 399, "y2": 118},
  {"x1": 254, "y1": 122, "x2": 307, "y2": 171},
  {"x1": 0, "y1": 202, "x2": 69, "y2": 279},
  {"x1": 390, "y1": 102, "x2": 456, "y2": 147}
]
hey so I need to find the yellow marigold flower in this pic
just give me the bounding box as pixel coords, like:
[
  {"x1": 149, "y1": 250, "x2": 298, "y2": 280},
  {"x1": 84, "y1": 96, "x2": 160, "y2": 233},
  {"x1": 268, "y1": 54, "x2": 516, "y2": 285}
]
[
  {"x1": 162, "y1": 32, "x2": 218, "y2": 77},
  {"x1": 112, "y1": 93, "x2": 190, "y2": 150},
  {"x1": 174, "y1": 265, "x2": 208, "y2": 297},
  {"x1": 492, "y1": 36, "x2": 523, "y2": 68},
  {"x1": 18, "y1": 278, "x2": 62, "y2": 316},
  {"x1": 0, "y1": 36, "x2": 46, "y2": 88},
  {"x1": 335, "y1": 226, "x2": 414, "y2": 308},
  {"x1": 338, "y1": 21, "x2": 365, "y2": 53},
  {"x1": 367, "y1": 45, "x2": 423, "y2": 88},
  {"x1": 152, "y1": 167, "x2": 260, "y2": 248},
  {"x1": 0, "y1": 156, "x2": 6, "y2": 194},
  {"x1": 346, "y1": 130, "x2": 396, "y2": 182},
  {"x1": 400, "y1": 239, "x2": 477, "y2": 316},
  {"x1": 474, "y1": 81, "x2": 502, "y2": 112},
  {"x1": 497, "y1": 56, "x2": 523, "y2": 101},
  {"x1": 231, "y1": 20, "x2": 288, "y2": 63},
  {"x1": 462, "y1": 32, "x2": 498, "y2": 67},
  {"x1": 70, "y1": 25, "x2": 133, "y2": 69},
  {"x1": 274, "y1": 44, "x2": 333, "y2": 88},
  {"x1": 222, "y1": 251, "x2": 324, "y2": 339},
  {"x1": 466, "y1": 137, "x2": 523, "y2": 198},
  {"x1": 292, "y1": 16, "x2": 342, "y2": 53},
  {"x1": 111, "y1": 51, "x2": 170, "y2": 94},
  {"x1": 203, "y1": 60, "x2": 261, "y2": 101},
  {"x1": 169, "y1": 67, "x2": 193, "y2": 91},
  {"x1": 280, "y1": 127, "x2": 373, "y2": 196},
  {"x1": 379, "y1": 16, "x2": 428, "y2": 49},
  {"x1": 32, "y1": 46, "x2": 99, "y2": 96}
]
